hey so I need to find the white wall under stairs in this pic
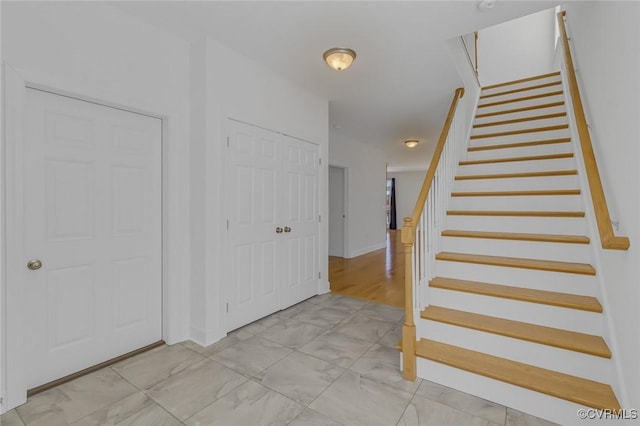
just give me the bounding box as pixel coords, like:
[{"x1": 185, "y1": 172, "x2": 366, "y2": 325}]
[{"x1": 412, "y1": 71, "x2": 624, "y2": 425}]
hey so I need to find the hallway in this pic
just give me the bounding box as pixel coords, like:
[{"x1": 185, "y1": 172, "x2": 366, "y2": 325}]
[{"x1": 329, "y1": 230, "x2": 404, "y2": 308}]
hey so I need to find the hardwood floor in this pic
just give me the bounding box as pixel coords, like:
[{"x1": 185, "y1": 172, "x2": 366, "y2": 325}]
[{"x1": 329, "y1": 230, "x2": 404, "y2": 307}]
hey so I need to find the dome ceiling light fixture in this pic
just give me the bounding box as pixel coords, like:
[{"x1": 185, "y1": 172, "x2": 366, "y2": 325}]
[
  {"x1": 404, "y1": 139, "x2": 419, "y2": 148},
  {"x1": 323, "y1": 47, "x2": 357, "y2": 71}
]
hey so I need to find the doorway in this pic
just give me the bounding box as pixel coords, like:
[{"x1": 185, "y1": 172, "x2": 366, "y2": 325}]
[{"x1": 328, "y1": 165, "x2": 347, "y2": 257}]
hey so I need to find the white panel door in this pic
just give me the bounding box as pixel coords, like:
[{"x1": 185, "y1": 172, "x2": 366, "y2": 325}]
[
  {"x1": 280, "y1": 136, "x2": 320, "y2": 308},
  {"x1": 226, "y1": 120, "x2": 282, "y2": 331},
  {"x1": 22, "y1": 88, "x2": 162, "y2": 389}
]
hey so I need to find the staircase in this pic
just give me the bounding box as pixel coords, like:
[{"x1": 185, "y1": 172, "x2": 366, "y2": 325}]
[{"x1": 410, "y1": 72, "x2": 622, "y2": 425}]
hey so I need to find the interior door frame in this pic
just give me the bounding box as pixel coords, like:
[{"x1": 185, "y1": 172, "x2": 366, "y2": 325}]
[
  {"x1": 328, "y1": 163, "x2": 349, "y2": 258},
  {"x1": 1, "y1": 64, "x2": 168, "y2": 412}
]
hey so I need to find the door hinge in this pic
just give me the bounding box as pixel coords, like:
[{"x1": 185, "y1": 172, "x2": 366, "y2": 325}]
[
  {"x1": 227, "y1": 136, "x2": 230, "y2": 147},
  {"x1": 226, "y1": 302, "x2": 229, "y2": 313},
  {"x1": 318, "y1": 215, "x2": 321, "y2": 223},
  {"x1": 319, "y1": 158, "x2": 322, "y2": 166},
  {"x1": 226, "y1": 219, "x2": 229, "y2": 230},
  {"x1": 318, "y1": 272, "x2": 321, "y2": 279}
]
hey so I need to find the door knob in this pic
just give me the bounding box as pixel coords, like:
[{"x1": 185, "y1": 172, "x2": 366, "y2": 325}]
[
  {"x1": 276, "y1": 227, "x2": 283, "y2": 233},
  {"x1": 284, "y1": 226, "x2": 291, "y2": 233},
  {"x1": 27, "y1": 259, "x2": 43, "y2": 271}
]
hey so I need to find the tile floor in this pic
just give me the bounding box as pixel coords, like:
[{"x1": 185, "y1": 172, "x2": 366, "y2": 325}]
[{"x1": 1, "y1": 294, "x2": 557, "y2": 426}]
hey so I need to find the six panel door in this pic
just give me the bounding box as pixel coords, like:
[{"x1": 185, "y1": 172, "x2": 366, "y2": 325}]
[
  {"x1": 22, "y1": 88, "x2": 162, "y2": 389},
  {"x1": 226, "y1": 120, "x2": 320, "y2": 331}
]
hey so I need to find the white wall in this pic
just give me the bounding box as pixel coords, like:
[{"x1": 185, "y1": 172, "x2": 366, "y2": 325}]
[
  {"x1": 446, "y1": 36, "x2": 481, "y2": 150},
  {"x1": 1, "y1": 1, "x2": 191, "y2": 411},
  {"x1": 189, "y1": 37, "x2": 329, "y2": 345},
  {"x1": 329, "y1": 131, "x2": 387, "y2": 258},
  {"x1": 477, "y1": 8, "x2": 557, "y2": 86},
  {"x1": 388, "y1": 171, "x2": 426, "y2": 224},
  {"x1": 561, "y1": 1, "x2": 640, "y2": 410}
]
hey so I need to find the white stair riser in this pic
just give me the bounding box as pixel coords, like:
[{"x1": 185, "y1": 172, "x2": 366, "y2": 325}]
[
  {"x1": 481, "y1": 75, "x2": 562, "y2": 97},
  {"x1": 469, "y1": 128, "x2": 570, "y2": 147},
  {"x1": 418, "y1": 321, "x2": 611, "y2": 383},
  {"x1": 479, "y1": 84, "x2": 564, "y2": 105},
  {"x1": 435, "y1": 260, "x2": 597, "y2": 296},
  {"x1": 471, "y1": 116, "x2": 568, "y2": 136},
  {"x1": 465, "y1": 141, "x2": 573, "y2": 161},
  {"x1": 416, "y1": 358, "x2": 592, "y2": 426},
  {"x1": 474, "y1": 104, "x2": 566, "y2": 125},
  {"x1": 476, "y1": 93, "x2": 565, "y2": 115},
  {"x1": 444, "y1": 215, "x2": 587, "y2": 235},
  {"x1": 453, "y1": 174, "x2": 579, "y2": 192},
  {"x1": 441, "y1": 236, "x2": 591, "y2": 263},
  {"x1": 458, "y1": 157, "x2": 576, "y2": 175},
  {"x1": 427, "y1": 288, "x2": 602, "y2": 334},
  {"x1": 449, "y1": 194, "x2": 583, "y2": 211}
]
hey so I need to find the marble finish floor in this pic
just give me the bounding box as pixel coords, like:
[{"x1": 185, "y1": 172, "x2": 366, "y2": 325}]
[{"x1": 1, "y1": 294, "x2": 557, "y2": 426}]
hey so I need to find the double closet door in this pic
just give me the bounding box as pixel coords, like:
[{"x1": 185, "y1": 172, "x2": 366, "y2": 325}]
[{"x1": 225, "y1": 119, "x2": 320, "y2": 331}]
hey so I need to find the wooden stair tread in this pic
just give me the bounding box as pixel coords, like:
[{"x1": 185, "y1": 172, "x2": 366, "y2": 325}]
[
  {"x1": 482, "y1": 72, "x2": 561, "y2": 90},
  {"x1": 430, "y1": 277, "x2": 602, "y2": 312},
  {"x1": 447, "y1": 210, "x2": 585, "y2": 217},
  {"x1": 451, "y1": 189, "x2": 580, "y2": 197},
  {"x1": 478, "y1": 91, "x2": 564, "y2": 109},
  {"x1": 473, "y1": 112, "x2": 566, "y2": 128},
  {"x1": 475, "y1": 101, "x2": 565, "y2": 119},
  {"x1": 471, "y1": 124, "x2": 568, "y2": 140},
  {"x1": 421, "y1": 306, "x2": 610, "y2": 357},
  {"x1": 455, "y1": 170, "x2": 578, "y2": 180},
  {"x1": 480, "y1": 81, "x2": 562, "y2": 100},
  {"x1": 436, "y1": 252, "x2": 596, "y2": 275},
  {"x1": 459, "y1": 153, "x2": 573, "y2": 166},
  {"x1": 441, "y1": 230, "x2": 589, "y2": 244},
  {"x1": 468, "y1": 137, "x2": 571, "y2": 152},
  {"x1": 415, "y1": 339, "x2": 620, "y2": 410}
]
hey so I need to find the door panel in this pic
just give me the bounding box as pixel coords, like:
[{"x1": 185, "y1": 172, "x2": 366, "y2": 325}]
[
  {"x1": 280, "y1": 135, "x2": 320, "y2": 308},
  {"x1": 23, "y1": 88, "x2": 162, "y2": 389},
  {"x1": 226, "y1": 120, "x2": 282, "y2": 330}
]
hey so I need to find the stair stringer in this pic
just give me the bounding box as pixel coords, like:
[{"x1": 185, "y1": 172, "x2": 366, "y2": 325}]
[{"x1": 558, "y1": 59, "x2": 630, "y2": 410}]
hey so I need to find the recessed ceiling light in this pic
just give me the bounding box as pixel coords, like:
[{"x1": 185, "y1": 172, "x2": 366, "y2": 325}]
[
  {"x1": 323, "y1": 48, "x2": 356, "y2": 71},
  {"x1": 478, "y1": 0, "x2": 496, "y2": 10},
  {"x1": 404, "y1": 139, "x2": 419, "y2": 148}
]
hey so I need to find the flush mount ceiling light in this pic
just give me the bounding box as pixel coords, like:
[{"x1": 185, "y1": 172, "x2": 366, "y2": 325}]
[
  {"x1": 323, "y1": 48, "x2": 356, "y2": 71},
  {"x1": 404, "y1": 139, "x2": 419, "y2": 148}
]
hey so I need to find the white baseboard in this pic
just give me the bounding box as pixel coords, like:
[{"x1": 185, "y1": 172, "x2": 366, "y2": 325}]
[{"x1": 347, "y1": 242, "x2": 386, "y2": 258}]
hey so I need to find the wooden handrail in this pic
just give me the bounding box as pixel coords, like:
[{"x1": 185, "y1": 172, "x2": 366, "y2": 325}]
[
  {"x1": 557, "y1": 11, "x2": 630, "y2": 250},
  {"x1": 400, "y1": 87, "x2": 465, "y2": 381},
  {"x1": 474, "y1": 31, "x2": 479, "y2": 76},
  {"x1": 408, "y1": 88, "x2": 465, "y2": 229}
]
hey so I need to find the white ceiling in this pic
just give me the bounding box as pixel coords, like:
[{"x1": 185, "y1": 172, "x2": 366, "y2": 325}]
[{"x1": 114, "y1": 1, "x2": 558, "y2": 170}]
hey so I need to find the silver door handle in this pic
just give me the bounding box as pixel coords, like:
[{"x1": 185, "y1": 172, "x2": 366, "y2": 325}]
[
  {"x1": 284, "y1": 226, "x2": 291, "y2": 233},
  {"x1": 27, "y1": 259, "x2": 43, "y2": 270}
]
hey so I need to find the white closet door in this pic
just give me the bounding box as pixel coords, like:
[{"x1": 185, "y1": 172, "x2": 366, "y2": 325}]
[
  {"x1": 226, "y1": 120, "x2": 282, "y2": 331},
  {"x1": 23, "y1": 88, "x2": 162, "y2": 389},
  {"x1": 280, "y1": 136, "x2": 320, "y2": 308}
]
